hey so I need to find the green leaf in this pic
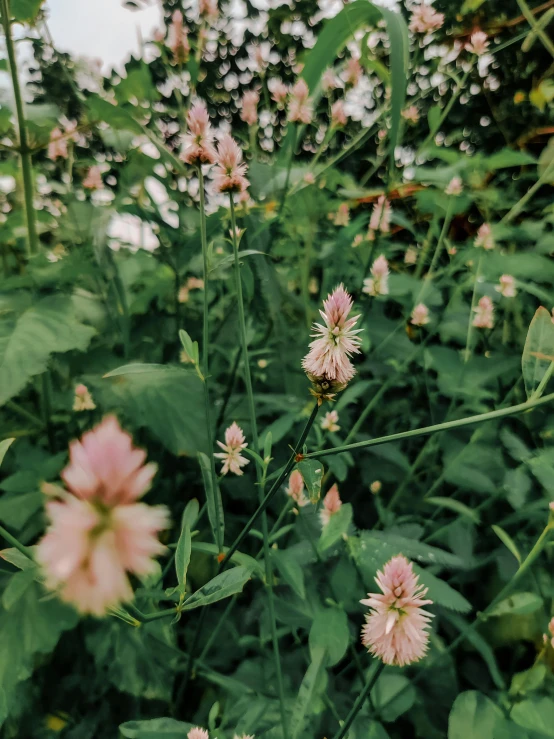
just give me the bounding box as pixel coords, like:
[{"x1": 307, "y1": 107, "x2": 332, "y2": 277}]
[
  {"x1": 1, "y1": 569, "x2": 35, "y2": 610},
  {"x1": 0, "y1": 491, "x2": 43, "y2": 530},
  {"x1": 290, "y1": 645, "x2": 327, "y2": 739},
  {"x1": 426, "y1": 497, "x2": 480, "y2": 524},
  {"x1": 318, "y1": 503, "x2": 353, "y2": 552},
  {"x1": 115, "y1": 63, "x2": 159, "y2": 104},
  {"x1": 10, "y1": 0, "x2": 44, "y2": 22},
  {"x1": 309, "y1": 607, "x2": 349, "y2": 667},
  {"x1": 500, "y1": 428, "x2": 533, "y2": 463},
  {"x1": 487, "y1": 592, "x2": 543, "y2": 617},
  {"x1": 485, "y1": 150, "x2": 536, "y2": 169},
  {"x1": 0, "y1": 294, "x2": 95, "y2": 405},
  {"x1": 373, "y1": 673, "x2": 415, "y2": 723},
  {"x1": 181, "y1": 566, "x2": 252, "y2": 611},
  {"x1": 119, "y1": 718, "x2": 194, "y2": 738},
  {"x1": 173, "y1": 500, "x2": 198, "y2": 596},
  {"x1": 492, "y1": 525, "x2": 521, "y2": 565},
  {"x1": 103, "y1": 364, "x2": 209, "y2": 456},
  {"x1": 446, "y1": 614, "x2": 504, "y2": 689},
  {"x1": 197, "y1": 452, "x2": 224, "y2": 553},
  {"x1": 427, "y1": 105, "x2": 441, "y2": 136},
  {"x1": 511, "y1": 697, "x2": 554, "y2": 736},
  {"x1": 413, "y1": 565, "x2": 472, "y2": 614},
  {"x1": 510, "y1": 664, "x2": 547, "y2": 697},
  {"x1": 448, "y1": 691, "x2": 503, "y2": 738},
  {"x1": 86, "y1": 94, "x2": 142, "y2": 134},
  {"x1": 0, "y1": 439, "x2": 14, "y2": 469},
  {"x1": 522, "y1": 307, "x2": 554, "y2": 399},
  {"x1": 460, "y1": 0, "x2": 488, "y2": 13},
  {"x1": 297, "y1": 459, "x2": 324, "y2": 503},
  {"x1": 272, "y1": 548, "x2": 306, "y2": 599},
  {"x1": 190, "y1": 541, "x2": 263, "y2": 577}
]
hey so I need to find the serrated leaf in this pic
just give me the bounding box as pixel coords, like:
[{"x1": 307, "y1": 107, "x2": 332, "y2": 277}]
[
  {"x1": 522, "y1": 307, "x2": 554, "y2": 399},
  {"x1": 492, "y1": 525, "x2": 521, "y2": 565},
  {"x1": 181, "y1": 566, "x2": 251, "y2": 611},
  {"x1": 197, "y1": 452, "x2": 224, "y2": 553},
  {"x1": 297, "y1": 459, "x2": 324, "y2": 503}
]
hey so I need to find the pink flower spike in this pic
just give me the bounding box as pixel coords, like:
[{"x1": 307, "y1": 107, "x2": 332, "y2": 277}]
[
  {"x1": 168, "y1": 9, "x2": 190, "y2": 63},
  {"x1": 331, "y1": 100, "x2": 348, "y2": 128},
  {"x1": 361, "y1": 555, "x2": 434, "y2": 666},
  {"x1": 474, "y1": 223, "x2": 494, "y2": 250},
  {"x1": 466, "y1": 30, "x2": 489, "y2": 55},
  {"x1": 83, "y1": 165, "x2": 103, "y2": 190},
  {"x1": 214, "y1": 422, "x2": 249, "y2": 476},
  {"x1": 472, "y1": 295, "x2": 495, "y2": 329},
  {"x1": 182, "y1": 102, "x2": 217, "y2": 166},
  {"x1": 402, "y1": 105, "x2": 419, "y2": 124},
  {"x1": 343, "y1": 58, "x2": 362, "y2": 87},
  {"x1": 188, "y1": 730, "x2": 209, "y2": 739},
  {"x1": 322, "y1": 68, "x2": 339, "y2": 93},
  {"x1": 495, "y1": 274, "x2": 517, "y2": 298},
  {"x1": 367, "y1": 195, "x2": 391, "y2": 240},
  {"x1": 288, "y1": 79, "x2": 313, "y2": 124},
  {"x1": 363, "y1": 255, "x2": 390, "y2": 297},
  {"x1": 48, "y1": 127, "x2": 69, "y2": 161},
  {"x1": 409, "y1": 3, "x2": 444, "y2": 34},
  {"x1": 334, "y1": 203, "x2": 350, "y2": 226},
  {"x1": 445, "y1": 176, "x2": 463, "y2": 196},
  {"x1": 213, "y1": 134, "x2": 250, "y2": 194},
  {"x1": 199, "y1": 0, "x2": 218, "y2": 22},
  {"x1": 73, "y1": 383, "x2": 96, "y2": 412},
  {"x1": 320, "y1": 410, "x2": 340, "y2": 433},
  {"x1": 410, "y1": 303, "x2": 430, "y2": 326},
  {"x1": 240, "y1": 90, "x2": 259, "y2": 126},
  {"x1": 319, "y1": 484, "x2": 342, "y2": 527},
  {"x1": 285, "y1": 470, "x2": 309, "y2": 507},
  {"x1": 268, "y1": 78, "x2": 288, "y2": 108}
]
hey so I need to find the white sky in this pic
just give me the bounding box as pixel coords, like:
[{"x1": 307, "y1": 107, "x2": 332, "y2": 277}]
[{"x1": 45, "y1": 0, "x2": 162, "y2": 73}]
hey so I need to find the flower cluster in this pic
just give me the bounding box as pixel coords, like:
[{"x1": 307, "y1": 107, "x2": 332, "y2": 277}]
[
  {"x1": 214, "y1": 422, "x2": 249, "y2": 475},
  {"x1": 182, "y1": 102, "x2": 217, "y2": 166},
  {"x1": 363, "y1": 255, "x2": 390, "y2": 297}
]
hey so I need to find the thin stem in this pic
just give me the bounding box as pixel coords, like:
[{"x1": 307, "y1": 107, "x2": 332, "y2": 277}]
[
  {"x1": 531, "y1": 361, "x2": 554, "y2": 400},
  {"x1": 279, "y1": 126, "x2": 297, "y2": 215},
  {"x1": 303, "y1": 391, "x2": 554, "y2": 460},
  {"x1": 501, "y1": 158, "x2": 554, "y2": 224},
  {"x1": 463, "y1": 252, "x2": 483, "y2": 363},
  {"x1": 0, "y1": 524, "x2": 34, "y2": 559},
  {"x1": 515, "y1": 0, "x2": 554, "y2": 58},
  {"x1": 427, "y1": 199, "x2": 453, "y2": 278},
  {"x1": 0, "y1": 0, "x2": 39, "y2": 255},
  {"x1": 333, "y1": 661, "x2": 385, "y2": 739},
  {"x1": 198, "y1": 168, "x2": 209, "y2": 375},
  {"x1": 6, "y1": 401, "x2": 44, "y2": 428}
]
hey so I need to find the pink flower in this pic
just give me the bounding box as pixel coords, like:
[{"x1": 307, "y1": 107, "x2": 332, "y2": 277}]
[
  {"x1": 47, "y1": 127, "x2": 68, "y2": 161},
  {"x1": 213, "y1": 134, "x2": 250, "y2": 193},
  {"x1": 182, "y1": 102, "x2": 217, "y2": 165},
  {"x1": 409, "y1": 3, "x2": 444, "y2": 34},
  {"x1": 445, "y1": 176, "x2": 463, "y2": 195},
  {"x1": 367, "y1": 195, "x2": 391, "y2": 240},
  {"x1": 188, "y1": 730, "x2": 209, "y2": 739},
  {"x1": 268, "y1": 78, "x2": 288, "y2": 108},
  {"x1": 286, "y1": 470, "x2": 309, "y2": 507},
  {"x1": 402, "y1": 105, "x2": 420, "y2": 124},
  {"x1": 404, "y1": 246, "x2": 418, "y2": 265},
  {"x1": 288, "y1": 79, "x2": 313, "y2": 124},
  {"x1": 168, "y1": 10, "x2": 190, "y2": 63},
  {"x1": 370, "y1": 480, "x2": 382, "y2": 494},
  {"x1": 73, "y1": 383, "x2": 96, "y2": 412},
  {"x1": 410, "y1": 303, "x2": 430, "y2": 326},
  {"x1": 495, "y1": 274, "x2": 517, "y2": 298},
  {"x1": 548, "y1": 617, "x2": 554, "y2": 648},
  {"x1": 320, "y1": 410, "x2": 340, "y2": 433},
  {"x1": 36, "y1": 417, "x2": 169, "y2": 616},
  {"x1": 466, "y1": 31, "x2": 489, "y2": 55},
  {"x1": 214, "y1": 422, "x2": 249, "y2": 476},
  {"x1": 331, "y1": 100, "x2": 348, "y2": 128},
  {"x1": 304, "y1": 172, "x2": 316, "y2": 185},
  {"x1": 83, "y1": 165, "x2": 103, "y2": 190},
  {"x1": 240, "y1": 90, "x2": 259, "y2": 126},
  {"x1": 322, "y1": 68, "x2": 339, "y2": 93},
  {"x1": 361, "y1": 555, "x2": 434, "y2": 666},
  {"x1": 363, "y1": 255, "x2": 390, "y2": 297},
  {"x1": 343, "y1": 58, "x2": 362, "y2": 87},
  {"x1": 319, "y1": 484, "x2": 342, "y2": 527},
  {"x1": 334, "y1": 203, "x2": 350, "y2": 226},
  {"x1": 472, "y1": 296, "x2": 495, "y2": 329},
  {"x1": 474, "y1": 223, "x2": 494, "y2": 250},
  {"x1": 302, "y1": 284, "x2": 362, "y2": 392},
  {"x1": 199, "y1": 0, "x2": 218, "y2": 22}
]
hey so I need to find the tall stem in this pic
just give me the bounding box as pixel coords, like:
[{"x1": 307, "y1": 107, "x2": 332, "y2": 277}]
[
  {"x1": 463, "y1": 252, "x2": 483, "y2": 363},
  {"x1": 333, "y1": 661, "x2": 385, "y2": 739},
  {"x1": 0, "y1": 0, "x2": 39, "y2": 255},
  {"x1": 0, "y1": 524, "x2": 34, "y2": 559},
  {"x1": 198, "y1": 168, "x2": 209, "y2": 375}
]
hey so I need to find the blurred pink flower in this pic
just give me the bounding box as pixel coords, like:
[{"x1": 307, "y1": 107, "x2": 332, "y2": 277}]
[
  {"x1": 466, "y1": 31, "x2": 489, "y2": 55},
  {"x1": 288, "y1": 79, "x2": 313, "y2": 124},
  {"x1": 168, "y1": 10, "x2": 190, "y2": 63},
  {"x1": 474, "y1": 223, "x2": 494, "y2": 250},
  {"x1": 213, "y1": 134, "x2": 250, "y2": 193},
  {"x1": 214, "y1": 422, "x2": 249, "y2": 476},
  {"x1": 343, "y1": 58, "x2": 362, "y2": 87},
  {"x1": 199, "y1": 0, "x2": 218, "y2": 22},
  {"x1": 320, "y1": 410, "x2": 340, "y2": 433},
  {"x1": 268, "y1": 78, "x2": 288, "y2": 108},
  {"x1": 182, "y1": 102, "x2": 217, "y2": 165},
  {"x1": 363, "y1": 255, "x2": 390, "y2": 297},
  {"x1": 409, "y1": 3, "x2": 444, "y2": 34},
  {"x1": 240, "y1": 90, "x2": 259, "y2": 126},
  {"x1": 472, "y1": 296, "x2": 495, "y2": 329},
  {"x1": 304, "y1": 172, "x2": 316, "y2": 185},
  {"x1": 361, "y1": 555, "x2": 433, "y2": 666},
  {"x1": 367, "y1": 195, "x2": 391, "y2": 240},
  {"x1": 83, "y1": 165, "x2": 103, "y2": 190},
  {"x1": 410, "y1": 303, "x2": 430, "y2": 326},
  {"x1": 404, "y1": 246, "x2": 418, "y2": 265},
  {"x1": 36, "y1": 417, "x2": 168, "y2": 616},
  {"x1": 188, "y1": 730, "x2": 209, "y2": 739},
  {"x1": 402, "y1": 105, "x2": 420, "y2": 124},
  {"x1": 286, "y1": 470, "x2": 309, "y2": 507},
  {"x1": 370, "y1": 480, "x2": 382, "y2": 494},
  {"x1": 322, "y1": 68, "x2": 339, "y2": 93},
  {"x1": 319, "y1": 484, "x2": 342, "y2": 527},
  {"x1": 302, "y1": 284, "x2": 362, "y2": 388},
  {"x1": 334, "y1": 203, "x2": 350, "y2": 226},
  {"x1": 331, "y1": 100, "x2": 348, "y2": 128},
  {"x1": 445, "y1": 176, "x2": 463, "y2": 195},
  {"x1": 47, "y1": 128, "x2": 68, "y2": 161},
  {"x1": 73, "y1": 383, "x2": 96, "y2": 412},
  {"x1": 495, "y1": 274, "x2": 517, "y2": 298}
]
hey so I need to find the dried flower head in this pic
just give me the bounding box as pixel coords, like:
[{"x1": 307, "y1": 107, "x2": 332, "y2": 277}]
[
  {"x1": 409, "y1": 3, "x2": 444, "y2": 34},
  {"x1": 334, "y1": 203, "x2": 350, "y2": 226},
  {"x1": 319, "y1": 484, "x2": 342, "y2": 527},
  {"x1": 214, "y1": 422, "x2": 249, "y2": 476},
  {"x1": 213, "y1": 134, "x2": 250, "y2": 193},
  {"x1": 404, "y1": 246, "x2": 418, "y2": 265},
  {"x1": 370, "y1": 480, "x2": 382, "y2": 494},
  {"x1": 410, "y1": 303, "x2": 430, "y2": 326},
  {"x1": 73, "y1": 383, "x2": 96, "y2": 412},
  {"x1": 182, "y1": 102, "x2": 217, "y2": 165},
  {"x1": 472, "y1": 295, "x2": 495, "y2": 329},
  {"x1": 286, "y1": 470, "x2": 309, "y2": 507},
  {"x1": 361, "y1": 555, "x2": 434, "y2": 666},
  {"x1": 320, "y1": 410, "x2": 340, "y2": 433},
  {"x1": 495, "y1": 274, "x2": 517, "y2": 298},
  {"x1": 402, "y1": 105, "x2": 420, "y2": 124},
  {"x1": 363, "y1": 255, "x2": 390, "y2": 297}
]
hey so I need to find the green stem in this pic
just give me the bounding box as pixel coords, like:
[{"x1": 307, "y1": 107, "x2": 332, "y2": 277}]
[
  {"x1": 427, "y1": 199, "x2": 453, "y2": 278},
  {"x1": 0, "y1": 0, "x2": 39, "y2": 255},
  {"x1": 279, "y1": 126, "x2": 297, "y2": 215},
  {"x1": 6, "y1": 401, "x2": 44, "y2": 428},
  {"x1": 463, "y1": 252, "x2": 483, "y2": 363},
  {"x1": 303, "y1": 391, "x2": 554, "y2": 460},
  {"x1": 531, "y1": 361, "x2": 554, "y2": 400},
  {"x1": 515, "y1": 0, "x2": 554, "y2": 59},
  {"x1": 0, "y1": 524, "x2": 34, "y2": 559},
  {"x1": 501, "y1": 158, "x2": 554, "y2": 225},
  {"x1": 333, "y1": 661, "x2": 385, "y2": 739}
]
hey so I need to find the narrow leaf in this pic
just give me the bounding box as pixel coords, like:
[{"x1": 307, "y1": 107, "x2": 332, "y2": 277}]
[
  {"x1": 197, "y1": 452, "x2": 224, "y2": 553},
  {"x1": 492, "y1": 525, "x2": 521, "y2": 565},
  {"x1": 0, "y1": 439, "x2": 15, "y2": 469},
  {"x1": 522, "y1": 307, "x2": 554, "y2": 398},
  {"x1": 290, "y1": 646, "x2": 327, "y2": 739},
  {"x1": 426, "y1": 497, "x2": 480, "y2": 524},
  {"x1": 181, "y1": 566, "x2": 251, "y2": 611}
]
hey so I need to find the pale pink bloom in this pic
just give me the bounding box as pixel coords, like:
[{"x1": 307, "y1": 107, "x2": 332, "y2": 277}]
[
  {"x1": 409, "y1": 3, "x2": 444, "y2": 34},
  {"x1": 343, "y1": 58, "x2": 362, "y2": 87},
  {"x1": 213, "y1": 134, "x2": 249, "y2": 193},
  {"x1": 550, "y1": 501, "x2": 554, "y2": 511},
  {"x1": 214, "y1": 422, "x2": 249, "y2": 476},
  {"x1": 178, "y1": 286, "x2": 190, "y2": 303},
  {"x1": 411, "y1": 303, "x2": 430, "y2": 326},
  {"x1": 47, "y1": 127, "x2": 69, "y2": 161},
  {"x1": 73, "y1": 383, "x2": 96, "y2": 412},
  {"x1": 83, "y1": 165, "x2": 103, "y2": 190},
  {"x1": 445, "y1": 176, "x2": 463, "y2": 196},
  {"x1": 352, "y1": 234, "x2": 364, "y2": 248},
  {"x1": 367, "y1": 195, "x2": 391, "y2": 240},
  {"x1": 334, "y1": 203, "x2": 350, "y2": 226},
  {"x1": 320, "y1": 410, "x2": 340, "y2": 433},
  {"x1": 466, "y1": 31, "x2": 489, "y2": 55},
  {"x1": 187, "y1": 276, "x2": 205, "y2": 290},
  {"x1": 304, "y1": 172, "x2": 316, "y2": 185},
  {"x1": 182, "y1": 102, "x2": 217, "y2": 166},
  {"x1": 288, "y1": 79, "x2": 313, "y2": 124},
  {"x1": 404, "y1": 246, "x2": 418, "y2": 265},
  {"x1": 153, "y1": 29, "x2": 165, "y2": 42},
  {"x1": 268, "y1": 78, "x2": 288, "y2": 108},
  {"x1": 361, "y1": 555, "x2": 434, "y2": 666},
  {"x1": 331, "y1": 100, "x2": 348, "y2": 128},
  {"x1": 474, "y1": 223, "x2": 494, "y2": 250},
  {"x1": 309, "y1": 277, "x2": 318, "y2": 294},
  {"x1": 240, "y1": 90, "x2": 259, "y2": 126},
  {"x1": 370, "y1": 480, "x2": 382, "y2": 494},
  {"x1": 548, "y1": 617, "x2": 554, "y2": 648},
  {"x1": 472, "y1": 295, "x2": 495, "y2": 329},
  {"x1": 495, "y1": 274, "x2": 517, "y2": 298},
  {"x1": 168, "y1": 10, "x2": 190, "y2": 63},
  {"x1": 322, "y1": 68, "x2": 339, "y2": 93},
  {"x1": 36, "y1": 417, "x2": 168, "y2": 616},
  {"x1": 257, "y1": 358, "x2": 268, "y2": 369},
  {"x1": 302, "y1": 284, "x2": 362, "y2": 388},
  {"x1": 402, "y1": 105, "x2": 420, "y2": 124},
  {"x1": 363, "y1": 255, "x2": 390, "y2": 297},
  {"x1": 199, "y1": 0, "x2": 218, "y2": 22},
  {"x1": 188, "y1": 730, "x2": 209, "y2": 739},
  {"x1": 285, "y1": 470, "x2": 309, "y2": 507},
  {"x1": 319, "y1": 484, "x2": 342, "y2": 527}
]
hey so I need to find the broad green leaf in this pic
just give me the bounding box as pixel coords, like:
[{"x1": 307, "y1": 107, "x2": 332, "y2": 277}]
[
  {"x1": 373, "y1": 672, "x2": 415, "y2": 723},
  {"x1": 119, "y1": 718, "x2": 194, "y2": 738},
  {"x1": 447, "y1": 614, "x2": 504, "y2": 689},
  {"x1": 486, "y1": 150, "x2": 536, "y2": 169},
  {"x1": 510, "y1": 664, "x2": 546, "y2": 697},
  {"x1": 0, "y1": 439, "x2": 14, "y2": 469},
  {"x1": 492, "y1": 525, "x2": 521, "y2": 565},
  {"x1": 0, "y1": 547, "x2": 36, "y2": 571},
  {"x1": 103, "y1": 364, "x2": 209, "y2": 456},
  {"x1": 190, "y1": 541, "x2": 263, "y2": 577},
  {"x1": 297, "y1": 459, "x2": 324, "y2": 503},
  {"x1": 426, "y1": 497, "x2": 480, "y2": 524},
  {"x1": 521, "y1": 307, "x2": 554, "y2": 399},
  {"x1": 290, "y1": 645, "x2": 327, "y2": 739},
  {"x1": 413, "y1": 565, "x2": 472, "y2": 614},
  {"x1": 511, "y1": 697, "x2": 554, "y2": 736},
  {"x1": 86, "y1": 94, "x2": 142, "y2": 134},
  {"x1": 1, "y1": 569, "x2": 35, "y2": 610},
  {"x1": 181, "y1": 566, "x2": 252, "y2": 611},
  {"x1": 115, "y1": 62, "x2": 159, "y2": 104},
  {"x1": 487, "y1": 592, "x2": 543, "y2": 618},
  {"x1": 448, "y1": 691, "x2": 503, "y2": 738},
  {"x1": 309, "y1": 607, "x2": 349, "y2": 667},
  {"x1": 11, "y1": 0, "x2": 44, "y2": 22},
  {"x1": 197, "y1": 452, "x2": 224, "y2": 553},
  {"x1": 318, "y1": 503, "x2": 353, "y2": 552},
  {"x1": 0, "y1": 294, "x2": 95, "y2": 405},
  {"x1": 272, "y1": 548, "x2": 306, "y2": 599},
  {"x1": 0, "y1": 491, "x2": 43, "y2": 530},
  {"x1": 500, "y1": 428, "x2": 532, "y2": 463}
]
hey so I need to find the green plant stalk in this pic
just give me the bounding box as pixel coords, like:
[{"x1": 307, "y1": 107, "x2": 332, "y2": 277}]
[
  {"x1": 0, "y1": 0, "x2": 39, "y2": 255},
  {"x1": 515, "y1": 0, "x2": 554, "y2": 58},
  {"x1": 463, "y1": 252, "x2": 483, "y2": 363},
  {"x1": 427, "y1": 199, "x2": 454, "y2": 278},
  {"x1": 414, "y1": 216, "x2": 437, "y2": 280},
  {"x1": 229, "y1": 195, "x2": 289, "y2": 739},
  {"x1": 333, "y1": 661, "x2": 385, "y2": 739},
  {"x1": 501, "y1": 158, "x2": 554, "y2": 224},
  {"x1": 531, "y1": 361, "x2": 554, "y2": 400},
  {"x1": 304, "y1": 391, "x2": 554, "y2": 460},
  {"x1": 279, "y1": 126, "x2": 297, "y2": 214},
  {"x1": 0, "y1": 524, "x2": 34, "y2": 559},
  {"x1": 198, "y1": 168, "x2": 210, "y2": 376}
]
